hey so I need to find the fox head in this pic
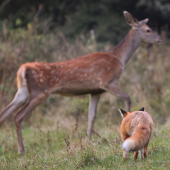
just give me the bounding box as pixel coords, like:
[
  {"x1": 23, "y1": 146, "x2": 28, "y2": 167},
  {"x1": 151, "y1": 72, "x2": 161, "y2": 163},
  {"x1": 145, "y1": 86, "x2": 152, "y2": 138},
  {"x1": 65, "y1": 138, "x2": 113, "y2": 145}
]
[{"x1": 119, "y1": 107, "x2": 145, "y2": 118}]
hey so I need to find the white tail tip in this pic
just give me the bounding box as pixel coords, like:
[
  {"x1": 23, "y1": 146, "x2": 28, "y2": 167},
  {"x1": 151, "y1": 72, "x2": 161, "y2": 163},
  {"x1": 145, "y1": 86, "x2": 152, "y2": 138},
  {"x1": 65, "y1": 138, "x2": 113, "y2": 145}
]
[{"x1": 122, "y1": 139, "x2": 134, "y2": 152}]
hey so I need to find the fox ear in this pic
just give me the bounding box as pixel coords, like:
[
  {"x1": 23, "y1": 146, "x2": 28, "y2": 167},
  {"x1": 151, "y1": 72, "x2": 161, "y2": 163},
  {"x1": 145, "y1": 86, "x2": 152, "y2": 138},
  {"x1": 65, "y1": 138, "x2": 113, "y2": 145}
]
[
  {"x1": 138, "y1": 107, "x2": 145, "y2": 111},
  {"x1": 118, "y1": 109, "x2": 127, "y2": 118}
]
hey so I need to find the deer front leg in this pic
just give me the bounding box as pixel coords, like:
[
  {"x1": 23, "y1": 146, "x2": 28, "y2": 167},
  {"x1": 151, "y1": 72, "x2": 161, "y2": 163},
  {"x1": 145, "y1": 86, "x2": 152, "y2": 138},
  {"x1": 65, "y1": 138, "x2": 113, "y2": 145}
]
[
  {"x1": 87, "y1": 94, "x2": 100, "y2": 138},
  {"x1": 101, "y1": 83, "x2": 131, "y2": 111}
]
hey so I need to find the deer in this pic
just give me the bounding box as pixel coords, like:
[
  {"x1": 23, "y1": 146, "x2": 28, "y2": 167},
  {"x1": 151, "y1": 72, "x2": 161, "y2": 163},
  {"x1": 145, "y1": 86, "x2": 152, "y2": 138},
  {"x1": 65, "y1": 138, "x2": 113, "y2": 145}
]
[{"x1": 0, "y1": 11, "x2": 162, "y2": 154}]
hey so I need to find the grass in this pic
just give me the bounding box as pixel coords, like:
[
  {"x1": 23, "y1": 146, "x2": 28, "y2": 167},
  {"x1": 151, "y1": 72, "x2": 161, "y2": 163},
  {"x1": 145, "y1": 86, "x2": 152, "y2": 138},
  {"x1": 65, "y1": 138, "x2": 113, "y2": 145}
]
[{"x1": 0, "y1": 118, "x2": 170, "y2": 169}]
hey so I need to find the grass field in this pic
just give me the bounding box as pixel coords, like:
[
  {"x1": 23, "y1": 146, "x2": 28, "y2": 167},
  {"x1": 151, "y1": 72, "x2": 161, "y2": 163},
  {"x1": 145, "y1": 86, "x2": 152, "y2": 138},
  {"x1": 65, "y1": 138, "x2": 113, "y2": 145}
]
[{"x1": 0, "y1": 115, "x2": 170, "y2": 170}]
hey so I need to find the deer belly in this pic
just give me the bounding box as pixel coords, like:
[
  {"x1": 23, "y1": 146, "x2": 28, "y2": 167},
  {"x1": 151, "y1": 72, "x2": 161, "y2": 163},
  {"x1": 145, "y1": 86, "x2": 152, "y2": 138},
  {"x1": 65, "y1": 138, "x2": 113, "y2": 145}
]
[{"x1": 52, "y1": 82, "x2": 105, "y2": 96}]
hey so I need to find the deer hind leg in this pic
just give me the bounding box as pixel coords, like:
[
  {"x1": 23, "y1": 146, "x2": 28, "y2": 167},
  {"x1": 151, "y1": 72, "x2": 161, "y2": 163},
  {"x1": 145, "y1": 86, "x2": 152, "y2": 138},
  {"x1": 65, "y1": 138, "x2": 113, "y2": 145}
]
[
  {"x1": 14, "y1": 92, "x2": 49, "y2": 154},
  {"x1": 87, "y1": 94, "x2": 100, "y2": 138},
  {"x1": 100, "y1": 84, "x2": 131, "y2": 111},
  {"x1": 0, "y1": 86, "x2": 29, "y2": 126},
  {"x1": 134, "y1": 151, "x2": 138, "y2": 160}
]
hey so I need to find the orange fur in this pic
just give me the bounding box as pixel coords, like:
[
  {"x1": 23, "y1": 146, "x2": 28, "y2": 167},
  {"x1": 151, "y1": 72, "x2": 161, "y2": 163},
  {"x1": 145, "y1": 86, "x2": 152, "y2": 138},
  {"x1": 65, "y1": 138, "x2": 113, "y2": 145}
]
[{"x1": 119, "y1": 109, "x2": 153, "y2": 160}]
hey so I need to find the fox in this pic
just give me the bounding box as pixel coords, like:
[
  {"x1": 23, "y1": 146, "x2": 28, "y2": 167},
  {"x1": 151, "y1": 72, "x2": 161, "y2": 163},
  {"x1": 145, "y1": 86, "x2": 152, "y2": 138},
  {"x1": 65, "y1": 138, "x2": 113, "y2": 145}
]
[{"x1": 119, "y1": 107, "x2": 153, "y2": 160}]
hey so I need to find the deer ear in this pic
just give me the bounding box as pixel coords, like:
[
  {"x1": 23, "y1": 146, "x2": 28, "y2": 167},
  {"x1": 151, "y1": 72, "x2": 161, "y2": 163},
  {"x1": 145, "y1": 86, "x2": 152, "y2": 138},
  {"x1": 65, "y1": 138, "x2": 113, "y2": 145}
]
[
  {"x1": 139, "y1": 18, "x2": 149, "y2": 25},
  {"x1": 138, "y1": 107, "x2": 145, "y2": 111},
  {"x1": 118, "y1": 109, "x2": 127, "y2": 118},
  {"x1": 123, "y1": 11, "x2": 140, "y2": 27}
]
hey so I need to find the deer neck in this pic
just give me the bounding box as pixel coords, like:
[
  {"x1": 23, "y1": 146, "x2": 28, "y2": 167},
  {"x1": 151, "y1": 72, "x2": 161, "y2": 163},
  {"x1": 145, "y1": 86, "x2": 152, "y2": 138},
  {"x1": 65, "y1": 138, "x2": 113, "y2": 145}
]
[{"x1": 113, "y1": 29, "x2": 141, "y2": 68}]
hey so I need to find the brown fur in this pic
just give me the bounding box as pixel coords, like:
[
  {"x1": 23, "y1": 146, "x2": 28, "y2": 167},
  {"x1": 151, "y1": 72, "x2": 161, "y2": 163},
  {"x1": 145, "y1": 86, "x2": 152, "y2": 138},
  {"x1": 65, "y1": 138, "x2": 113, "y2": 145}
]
[{"x1": 16, "y1": 52, "x2": 122, "y2": 96}]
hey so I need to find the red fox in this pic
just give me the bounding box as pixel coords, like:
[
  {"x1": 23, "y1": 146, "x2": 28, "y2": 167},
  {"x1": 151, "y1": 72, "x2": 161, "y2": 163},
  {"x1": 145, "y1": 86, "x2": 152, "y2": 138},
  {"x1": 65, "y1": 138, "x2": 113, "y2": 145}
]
[{"x1": 119, "y1": 107, "x2": 153, "y2": 160}]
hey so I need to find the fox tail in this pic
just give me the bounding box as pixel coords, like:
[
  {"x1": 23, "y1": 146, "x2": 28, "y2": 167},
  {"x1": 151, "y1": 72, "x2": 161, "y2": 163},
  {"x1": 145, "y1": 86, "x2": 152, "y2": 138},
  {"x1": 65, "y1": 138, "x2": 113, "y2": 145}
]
[{"x1": 122, "y1": 125, "x2": 151, "y2": 152}]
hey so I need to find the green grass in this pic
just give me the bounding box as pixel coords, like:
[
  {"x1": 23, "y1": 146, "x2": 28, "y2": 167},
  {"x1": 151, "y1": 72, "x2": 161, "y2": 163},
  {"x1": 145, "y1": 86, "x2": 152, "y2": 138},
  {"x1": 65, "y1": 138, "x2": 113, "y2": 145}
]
[{"x1": 0, "y1": 122, "x2": 170, "y2": 169}]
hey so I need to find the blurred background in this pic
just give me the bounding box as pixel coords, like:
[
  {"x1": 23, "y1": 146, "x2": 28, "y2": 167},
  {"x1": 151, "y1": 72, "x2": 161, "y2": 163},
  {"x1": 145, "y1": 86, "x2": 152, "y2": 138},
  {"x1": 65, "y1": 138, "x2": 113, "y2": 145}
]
[{"x1": 0, "y1": 0, "x2": 170, "y2": 132}]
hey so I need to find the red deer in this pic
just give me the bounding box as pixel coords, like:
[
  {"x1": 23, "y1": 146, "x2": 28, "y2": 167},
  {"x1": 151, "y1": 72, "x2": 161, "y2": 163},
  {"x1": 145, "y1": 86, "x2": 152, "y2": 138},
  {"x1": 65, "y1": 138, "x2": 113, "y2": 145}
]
[{"x1": 0, "y1": 11, "x2": 162, "y2": 154}]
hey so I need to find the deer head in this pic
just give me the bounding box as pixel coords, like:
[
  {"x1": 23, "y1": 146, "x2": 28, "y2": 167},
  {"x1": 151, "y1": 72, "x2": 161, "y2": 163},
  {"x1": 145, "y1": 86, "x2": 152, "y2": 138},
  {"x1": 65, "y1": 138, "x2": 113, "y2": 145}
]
[{"x1": 124, "y1": 11, "x2": 162, "y2": 44}]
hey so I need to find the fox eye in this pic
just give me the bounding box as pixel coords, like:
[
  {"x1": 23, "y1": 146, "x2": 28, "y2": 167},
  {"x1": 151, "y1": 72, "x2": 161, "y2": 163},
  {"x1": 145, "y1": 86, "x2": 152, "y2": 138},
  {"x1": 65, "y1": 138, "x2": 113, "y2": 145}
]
[{"x1": 146, "y1": 29, "x2": 151, "y2": 33}]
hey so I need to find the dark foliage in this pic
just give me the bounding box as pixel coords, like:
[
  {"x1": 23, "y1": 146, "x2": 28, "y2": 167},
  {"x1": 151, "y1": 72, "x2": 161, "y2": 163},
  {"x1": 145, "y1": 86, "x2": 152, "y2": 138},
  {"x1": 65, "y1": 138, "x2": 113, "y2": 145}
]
[{"x1": 0, "y1": 0, "x2": 170, "y2": 43}]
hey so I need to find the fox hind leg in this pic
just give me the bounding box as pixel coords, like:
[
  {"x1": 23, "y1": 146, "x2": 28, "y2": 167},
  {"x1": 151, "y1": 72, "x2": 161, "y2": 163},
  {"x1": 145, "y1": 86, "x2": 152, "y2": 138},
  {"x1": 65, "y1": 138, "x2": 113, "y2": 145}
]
[
  {"x1": 134, "y1": 151, "x2": 138, "y2": 160},
  {"x1": 139, "y1": 148, "x2": 144, "y2": 159},
  {"x1": 123, "y1": 149, "x2": 128, "y2": 160}
]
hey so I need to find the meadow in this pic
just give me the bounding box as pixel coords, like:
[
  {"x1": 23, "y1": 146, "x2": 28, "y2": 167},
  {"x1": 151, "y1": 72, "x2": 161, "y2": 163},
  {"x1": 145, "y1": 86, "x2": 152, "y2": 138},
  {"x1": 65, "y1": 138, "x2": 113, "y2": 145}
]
[
  {"x1": 0, "y1": 118, "x2": 170, "y2": 169},
  {"x1": 0, "y1": 24, "x2": 170, "y2": 169}
]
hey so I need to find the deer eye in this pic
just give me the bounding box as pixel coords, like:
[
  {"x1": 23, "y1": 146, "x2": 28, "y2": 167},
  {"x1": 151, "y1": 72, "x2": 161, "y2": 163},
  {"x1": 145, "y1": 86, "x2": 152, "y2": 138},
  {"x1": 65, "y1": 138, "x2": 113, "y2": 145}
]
[{"x1": 146, "y1": 29, "x2": 151, "y2": 33}]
